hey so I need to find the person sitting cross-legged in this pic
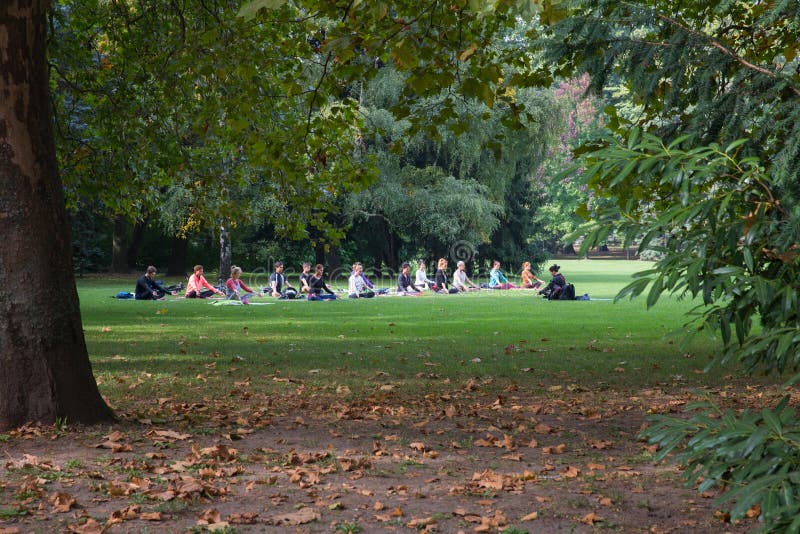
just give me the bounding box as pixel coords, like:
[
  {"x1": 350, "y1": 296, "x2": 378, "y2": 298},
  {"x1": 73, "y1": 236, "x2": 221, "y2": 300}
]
[
  {"x1": 539, "y1": 264, "x2": 567, "y2": 300},
  {"x1": 520, "y1": 261, "x2": 544, "y2": 290},
  {"x1": 269, "y1": 261, "x2": 298, "y2": 299},
  {"x1": 348, "y1": 263, "x2": 375, "y2": 298},
  {"x1": 433, "y1": 258, "x2": 459, "y2": 294},
  {"x1": 452, "y1": 261, "x2": 478, "y2": 292},
  {"x1": 135, "y1": 266, "x2": 174, "y2": 300},
  {"x1": 307, "y1": 264, "x2": 337, "y2": 300},
  {"x1": 489, "y1": 260, "x2": 515, "y2": 290},
  {"x1": 414, "y1": 259, "x2": 434, "y2": 290},
  {"x1": 186, "y1": 264, "x2": 224, "y2": 299},
  {"x1": 225, "y1": 266, "x2": 256, "y2": 304},
  {"x1": 397, "y1": 262, "x2": 421, "y2": 295}
]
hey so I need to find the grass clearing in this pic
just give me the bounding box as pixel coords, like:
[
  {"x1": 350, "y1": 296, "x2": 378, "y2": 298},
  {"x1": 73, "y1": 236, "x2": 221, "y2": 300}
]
[
  {"x1": 0, "y1": 260, "x2": 773, "y2": 532},
  {"x1": 81, "y1": 260, "x2": 754, "y2": 411}
]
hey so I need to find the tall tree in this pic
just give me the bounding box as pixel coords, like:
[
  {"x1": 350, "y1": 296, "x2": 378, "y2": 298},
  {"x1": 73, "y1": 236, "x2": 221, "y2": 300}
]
[
  {"x1": 534, "y1": 0, "x2": 800, "y2": 528},
  {"x1": 0, "y1": 0, "x2": 113, "y2": 428},
  {"x1": 344, "y1": 65, "x2": 560, "y2": 269}
]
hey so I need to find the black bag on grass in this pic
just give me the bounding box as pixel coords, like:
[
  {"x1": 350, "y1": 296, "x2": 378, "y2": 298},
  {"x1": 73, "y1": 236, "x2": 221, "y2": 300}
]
[{"x1": 559, "y1": 283, "x2": 576, "y2": 300}]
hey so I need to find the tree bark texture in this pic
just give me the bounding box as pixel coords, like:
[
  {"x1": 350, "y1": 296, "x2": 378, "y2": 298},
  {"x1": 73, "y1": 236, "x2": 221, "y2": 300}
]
[
  {"x1": 219, "y1": 220, "x2": 231, "y2": 281},
  {"x1": 110, "y1": 215, "x2": 129, "y2": 272},
  {"x1": 0, "y1": 1, "x2": 114, "y2": 429},
  {"x1": 125, "y1": 217, "x2": 150, "y2": 269},
  {"x1": 167, "y1": 236, "x2": 188, "y2": 276}
]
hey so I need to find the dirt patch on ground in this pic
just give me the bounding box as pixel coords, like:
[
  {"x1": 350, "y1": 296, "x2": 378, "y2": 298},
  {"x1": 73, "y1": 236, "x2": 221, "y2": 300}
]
[{"x1": 0, "y1": 386, "x2": 764, "y2": 533}]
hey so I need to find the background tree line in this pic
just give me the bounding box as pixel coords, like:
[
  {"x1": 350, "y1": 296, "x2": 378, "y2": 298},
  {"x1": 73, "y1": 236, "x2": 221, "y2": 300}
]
[{"x1": 52, "y1": 1, "x2": 603, "y2": 280}]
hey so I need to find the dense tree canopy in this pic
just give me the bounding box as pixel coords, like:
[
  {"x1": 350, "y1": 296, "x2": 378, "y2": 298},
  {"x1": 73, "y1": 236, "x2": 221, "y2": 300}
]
[
  {"x1": 343, "y1": 65, "x2": 560, "y2": 270},
  {"x1": 531, "y1": 0, "x2": 800, "y2": 528}
]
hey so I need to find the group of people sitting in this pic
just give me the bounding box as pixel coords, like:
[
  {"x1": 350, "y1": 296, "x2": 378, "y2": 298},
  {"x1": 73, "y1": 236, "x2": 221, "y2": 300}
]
[{"x1": 134, "y1": 261, "x2": 570, "y2": 301}]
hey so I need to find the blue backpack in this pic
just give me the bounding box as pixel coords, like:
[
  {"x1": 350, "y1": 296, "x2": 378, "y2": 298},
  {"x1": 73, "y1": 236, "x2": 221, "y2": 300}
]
[{"x1": 115, "y1": 291, "x2": 135, "y2": 299}]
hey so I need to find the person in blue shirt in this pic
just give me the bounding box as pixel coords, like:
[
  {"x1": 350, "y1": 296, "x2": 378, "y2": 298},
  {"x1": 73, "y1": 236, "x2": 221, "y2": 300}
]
[{"x1": 489, "y1": 260, "x2": 515, "y2": 289}]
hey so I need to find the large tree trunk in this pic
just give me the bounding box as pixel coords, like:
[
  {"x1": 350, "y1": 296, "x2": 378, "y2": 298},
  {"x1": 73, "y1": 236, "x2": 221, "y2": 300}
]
[
  {"x1": 219, "y1": 220, "x2": 232, "y2": 281},
  {"x1": 167, "y1": 236, "x2": 188, "y2": 276},
  {"x1": 110, "y1": 215, "x2": 129, "y2": 273},
  {"x1": 125, "y1": 217, "x2": 150, "y2": 268},
  {"x1": 0, "y1": 1, "x2": 114, "y2": 429}
]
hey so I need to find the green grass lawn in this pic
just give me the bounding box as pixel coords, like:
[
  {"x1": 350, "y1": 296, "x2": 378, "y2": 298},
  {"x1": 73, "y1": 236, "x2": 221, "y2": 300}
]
[{"x1": 79, "y1": 260, "x2": 771, "y2": 412}]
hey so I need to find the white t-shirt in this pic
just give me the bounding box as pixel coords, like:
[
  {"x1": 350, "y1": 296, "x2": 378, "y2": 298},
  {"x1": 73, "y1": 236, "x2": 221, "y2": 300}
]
[
  {"x1": 452, "y1": 270, "x2": 468, "y2": 289},
  {"x1": 348, "y1": 273, "x2": 365, "y2": 295},
  {"x1": 415, "y1": 268, "x2": 429, "y2": 286}
]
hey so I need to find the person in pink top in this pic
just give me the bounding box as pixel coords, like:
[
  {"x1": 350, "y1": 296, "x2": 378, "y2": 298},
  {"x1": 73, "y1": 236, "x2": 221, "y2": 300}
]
[
  {"x1": 225, "y1": 266, "x2": 255, "y2": 303},
  {"x1": 186, "y1": 264, "x2": 223, "y2": 299}
]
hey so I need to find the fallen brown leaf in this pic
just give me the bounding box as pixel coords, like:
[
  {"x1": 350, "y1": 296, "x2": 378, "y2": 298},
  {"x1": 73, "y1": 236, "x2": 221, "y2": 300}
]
[
  {"x1": 67, "y1": 518, "x2": 103, "y2": 534},
  {"x1": 581, "y1": 512, "x2": 604, "y2": 525},
  {"x1": 270, "y1": 507, "x2": 320, "y2": 526},
  {"x1": 50, "y1": 491, "x2": 76, "y2": 513}
]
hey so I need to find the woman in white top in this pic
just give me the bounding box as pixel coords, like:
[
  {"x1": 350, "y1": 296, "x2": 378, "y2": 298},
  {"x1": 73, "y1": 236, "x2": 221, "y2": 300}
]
[
  {"x1": 348, "y1": 263, "x2": 375, "y2": 298},
  {"x1": 414, "y1": 260, "x2": 433, "y2": 290},
  {"x1": 452, "y1": 261, "x2": 478, "y2": 291}
]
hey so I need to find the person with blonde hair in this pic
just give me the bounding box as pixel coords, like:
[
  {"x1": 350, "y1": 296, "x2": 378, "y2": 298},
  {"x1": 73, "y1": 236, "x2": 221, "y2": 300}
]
[
  {"x1": 225, "y1": 266, "x2": 256, "y2": 303},
  {"x1": 520, "y1": 261, "x2": 544, "y2": 289},
  {"x1": 434, "y1": 258, "x2": 458, "y2": 294},
  {"x1": 348, "y1": 262, "x2": 375, "y2": 298}
]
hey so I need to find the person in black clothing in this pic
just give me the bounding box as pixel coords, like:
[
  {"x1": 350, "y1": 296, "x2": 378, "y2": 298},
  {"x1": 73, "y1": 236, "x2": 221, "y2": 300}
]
[
  {"x1": 135, "y1": 266, "x2": 173, "y2": 300},
  {"x1": 397, "y1": 262, "x2": 420, "y2": 295},
  {"x1": 298, "y1": 262, "x2": 313, "y2": 294},
  {"x1": 539, "y1": 264, "x2": 566, "y2": 300},
  {"x1": 307, "y1": 264, "x2": 337, "y2": 300},
  {"x1": 434, "y1": 258, "x2": 459, "y2": 294},
  {"x1": 269, "y1": 261, "x2": 297, "y2": 298}
]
